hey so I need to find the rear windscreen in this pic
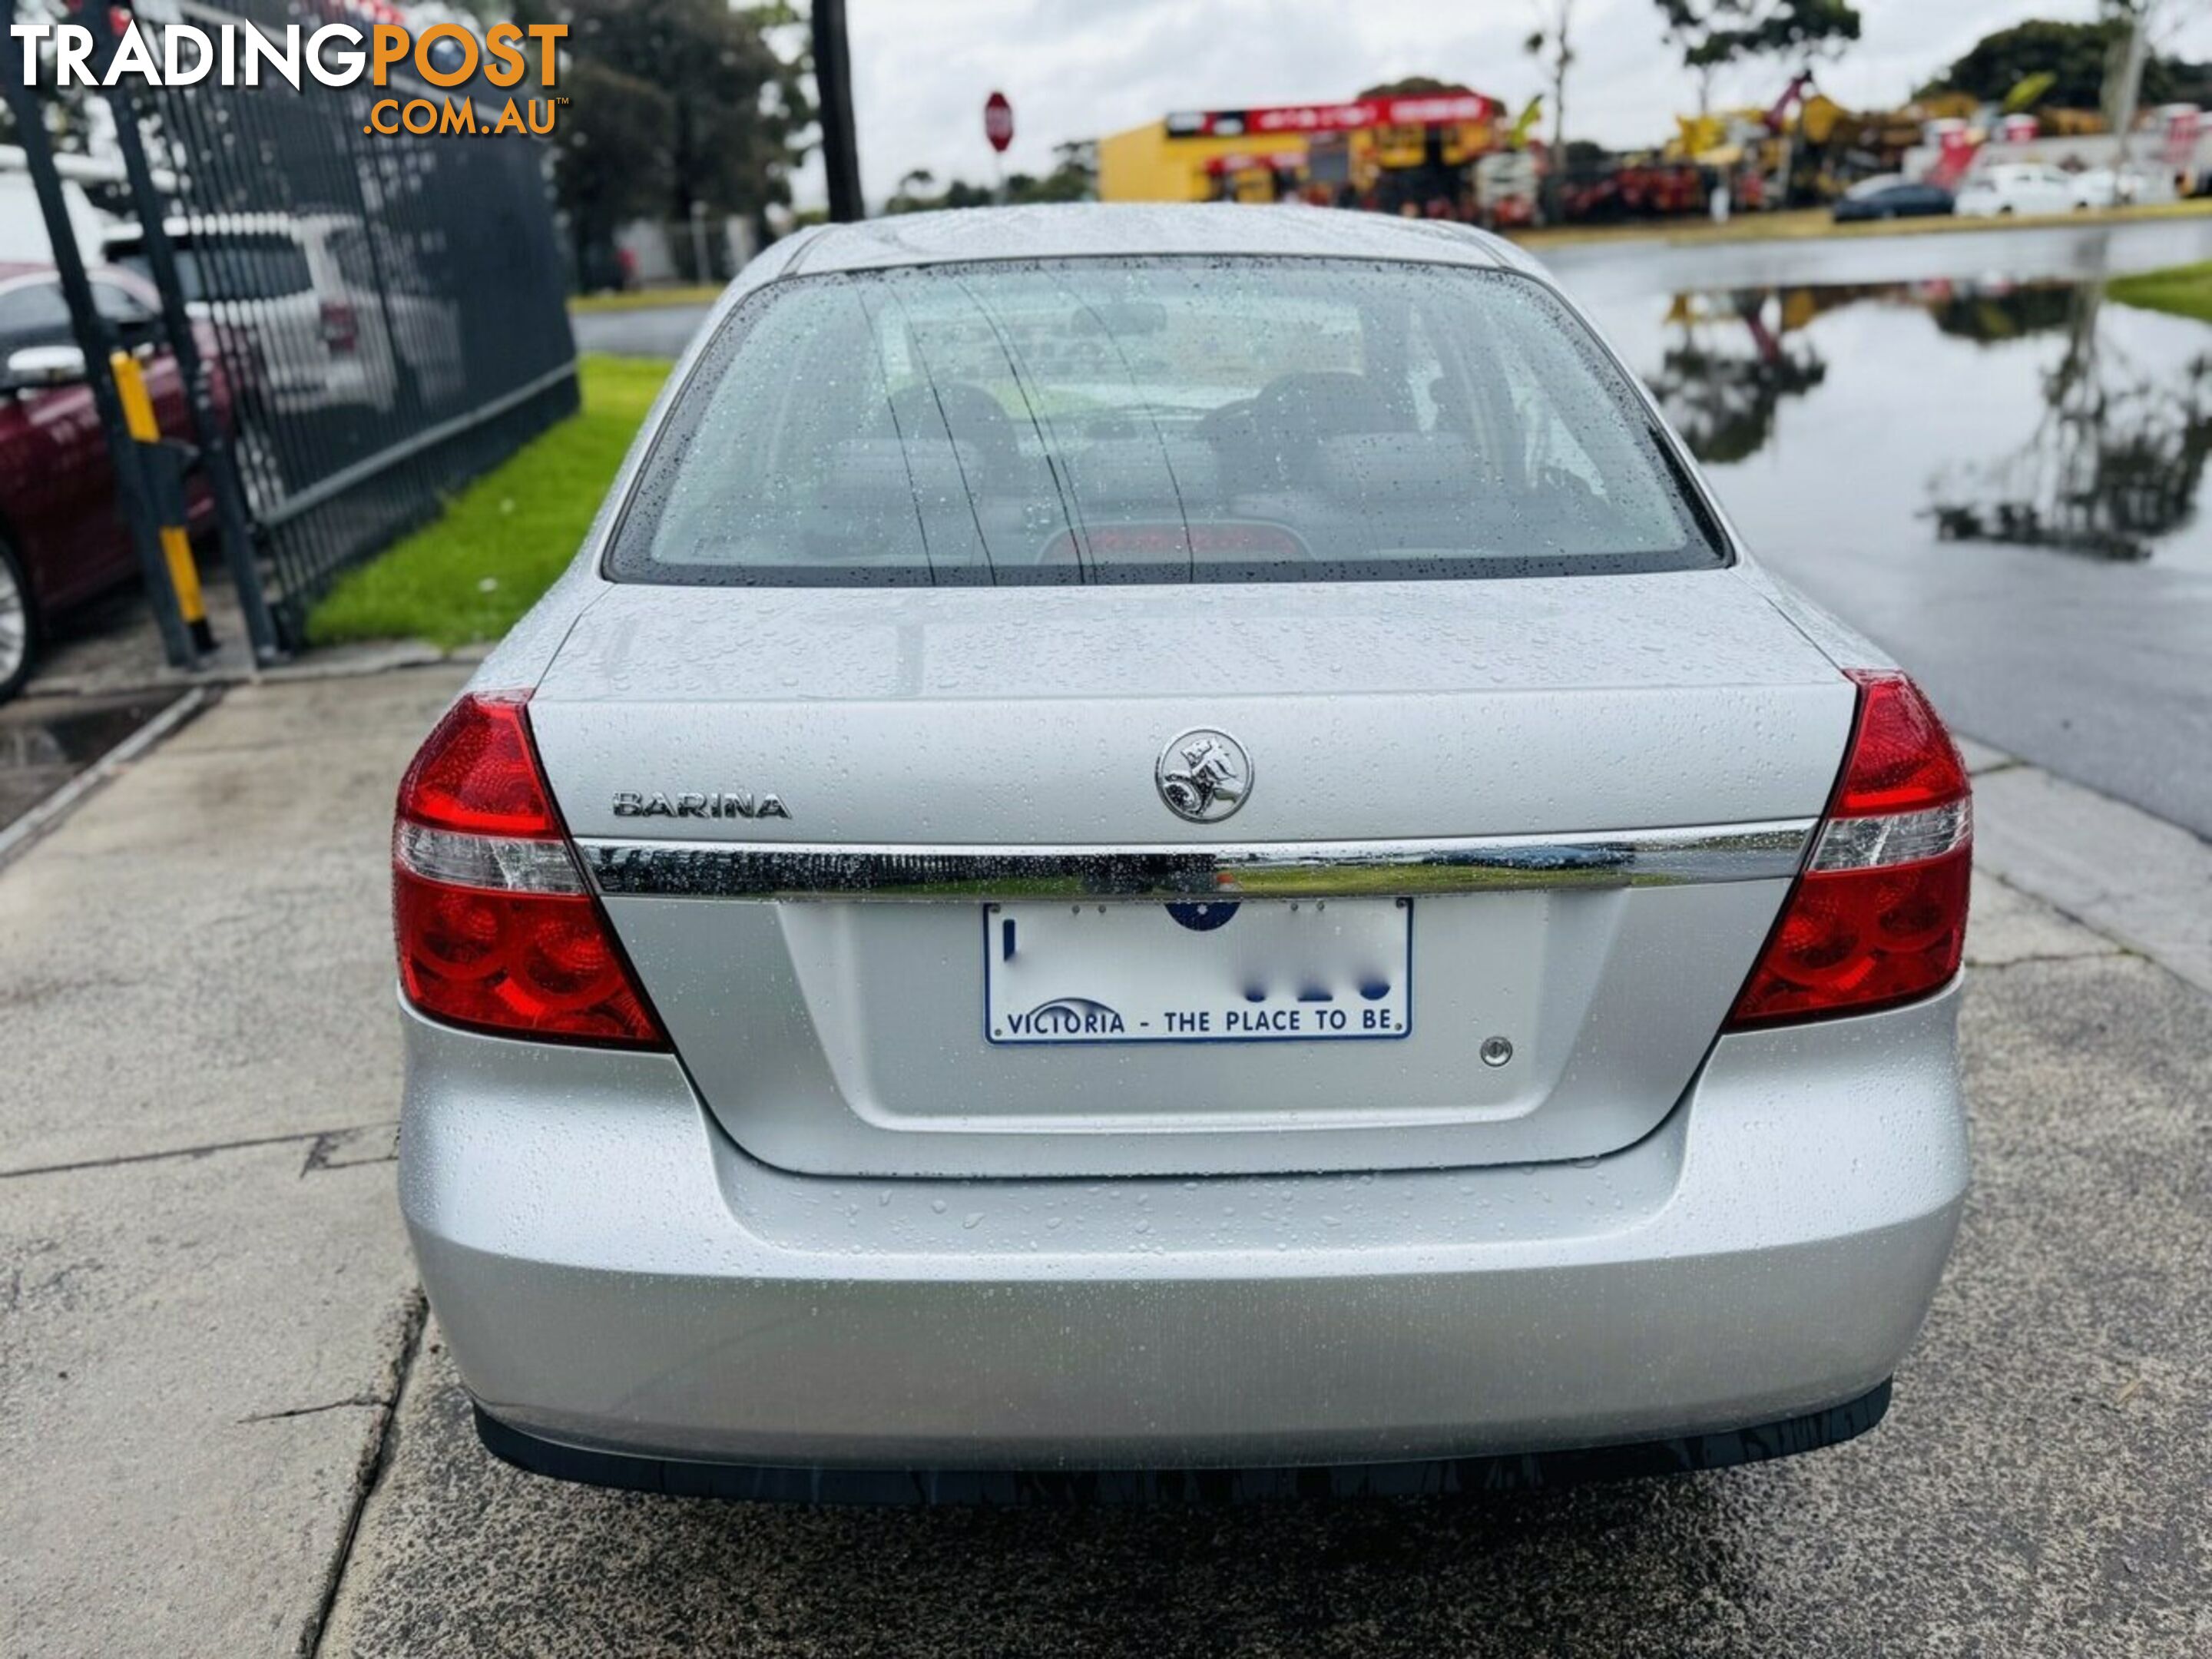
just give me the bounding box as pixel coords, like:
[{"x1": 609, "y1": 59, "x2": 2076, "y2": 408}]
[
  {"x1": 119, "y1": 236, "x2": 313, "y2": 302},
  {"x1": 607, "y1": 257, "x2": 1725, "y2": 587}
]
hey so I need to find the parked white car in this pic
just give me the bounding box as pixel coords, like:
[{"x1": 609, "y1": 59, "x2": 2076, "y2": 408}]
[
  {"x1": 394, "y1": 204, "x2": 1975, "y2": 1502},
  {"x1": 2069, "y1": 166, "x2": 2177, "y2": 210},
  {"x1": 0, "y1": 157, "x2": 111, "y2": 266},
  {"x1": 102, "y1": 212, "x2": 462, "y2": 416},
  {"x1": 1953, "y1": 164, "x2": 2077, "y2": 218}
]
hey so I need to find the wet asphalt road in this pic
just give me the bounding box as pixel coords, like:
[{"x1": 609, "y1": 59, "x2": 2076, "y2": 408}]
[
  {"x1": 575, "y1": 216, "x2": 2212, "y2": 838},
  {"x1": 575, "y1": 298, "x2": 717, "y2": 359},
  {"x1": 1564, "y1": 220, "x2": 2212, "y2": 843}
]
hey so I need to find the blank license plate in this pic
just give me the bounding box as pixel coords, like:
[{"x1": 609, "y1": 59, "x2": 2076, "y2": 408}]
[{"x1": 985, "y1": 898, "x2": 1411, "y2": 1045}]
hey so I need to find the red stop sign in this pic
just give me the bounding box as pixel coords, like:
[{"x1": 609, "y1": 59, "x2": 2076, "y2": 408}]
[{"x1": 984, "y1": 91, "x2": 1015, "y2": 154}]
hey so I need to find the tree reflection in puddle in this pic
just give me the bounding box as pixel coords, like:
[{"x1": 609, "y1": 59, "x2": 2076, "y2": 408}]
[
  {"x1": 1647, "y1": 289, "x2": 1830, "y2": 465},
  {"x1": 1629, "y1": 275, "x2": 2212, "y2": 568},
  {"x1": 1928, "y1": 280, "x2": 2212, "y2": 562}
]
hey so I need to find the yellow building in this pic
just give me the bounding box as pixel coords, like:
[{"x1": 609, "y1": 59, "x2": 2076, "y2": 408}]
[
  {"x1": 1098, "y1": 121, "x2": 1310, "y2": 202},
  {"x1": 1100, "y1": 101, "x2": 1502, "y2": 205}
]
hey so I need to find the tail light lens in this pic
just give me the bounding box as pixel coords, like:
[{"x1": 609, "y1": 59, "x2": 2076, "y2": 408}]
[
  {"x1": 393, "y1": 692, "x2": 664, "y2": 1047},
  {"x1": 1727, "y1": 670, "x2": 1972, "y2": 1027},
  {"x1": 320, "y1": 300, "x2": 359, "y2": 353}
]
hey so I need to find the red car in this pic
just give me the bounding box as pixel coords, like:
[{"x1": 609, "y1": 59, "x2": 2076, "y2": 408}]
[{"x1": 0, "y1": 261, "x2": 233, "y2": 699}]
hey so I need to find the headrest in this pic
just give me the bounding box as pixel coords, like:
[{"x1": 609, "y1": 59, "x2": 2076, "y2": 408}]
[
  {"x1": 1066, "y1": 439, "x2": 1222, "y2": 507},
  {"x1": 820, "y1": 439, "x2": 984, "y2": 509},
  {"x1": 1317, "y1": 432, "x2": 1484, "y2": 498}
]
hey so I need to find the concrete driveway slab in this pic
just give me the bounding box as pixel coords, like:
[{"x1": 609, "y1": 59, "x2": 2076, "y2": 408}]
[
  {"x1": 0, "y1": 669, "x2": 465, "y2": 1172},
  {"x1": 1967, "y1": 870, "x2": 2123, "y2": 968},
  {"x1": 1973, "y1": 766, "x2": 2212, "y2": 996},
  {"x1": 0, "y1": 1144, "x2": 417, "y2": 1659},
  {"x1": 1953, "y1": 736, "x2": 2017, "y2": 776}
]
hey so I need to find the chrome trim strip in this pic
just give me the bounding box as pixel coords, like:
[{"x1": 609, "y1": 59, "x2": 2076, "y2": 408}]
[{"x1": 577, "y1": 820, "x2": 1817, "y2": 902}]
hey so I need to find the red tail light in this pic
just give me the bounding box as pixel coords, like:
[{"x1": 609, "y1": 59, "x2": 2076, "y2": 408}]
[
  {"x1": 393, "y1": 693, "x2": 664, "y2": 1047},
  {"x1": 1727, "y1": 671, "x2": 1972, "y2": 1027},
  {"x1": 320, "y1": 300, "x2": 359, "y2": 353}
]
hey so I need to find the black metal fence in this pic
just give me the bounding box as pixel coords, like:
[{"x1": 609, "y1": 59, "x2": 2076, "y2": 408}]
[{"x1": 15, "y1": 0, "x2": 577, "y2": 657}]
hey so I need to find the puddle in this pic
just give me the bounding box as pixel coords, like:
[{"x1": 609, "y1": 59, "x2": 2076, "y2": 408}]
[
  {"x1": 0, "y1": 693, "x2": 177, "y2": 833},
  {"x1": 1588, "y1": 276, "x2": 2212, "y2": 571}
]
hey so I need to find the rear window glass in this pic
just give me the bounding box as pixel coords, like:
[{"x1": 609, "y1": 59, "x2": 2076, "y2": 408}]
[
  {"x1": 607, "y1": 257, "x2": 1724, "y2": 587},
  {"x1": 0, "y1": 281, "x2": 73, "y2": 355},
  {"x1": 120, "y1": 234, "x2": 313, "y2": 302}
]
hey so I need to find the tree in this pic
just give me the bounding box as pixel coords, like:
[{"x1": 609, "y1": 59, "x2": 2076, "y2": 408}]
[
  {"x1": 1012, "y1": 140, "x2": 1098, "y2": 204},
  {"x1": 1919, "y1": 18, "x2": 2187, "y2": 111},
  {"x1": 1524, "y1": 2, "x2": 1575, "y2": 219},
  {"x1": 882, "y1": 141, "x2": 1096, "y2": 215},
  {"x1": 1931, "y1": 284, "x2": 2212, "y2": 563},
  {"x1": 515, "y1": 0, "x2": 810, "y2": 280},
  {"x1": 886, "y1": 167, "x2": 938, "y2": 213},
  {"x1": 1656, "y1": 0, "x2": 1861, "y2": 91},
  {"x1": 2094, "y1": 2, "x2": 2209, "y2": 166},
  {"x1": 551, "y1": 59, "x2": 675, "y2": 288},
  {"x1": 1356, "y1": 76, "x2": 1469, "y2": 98}
]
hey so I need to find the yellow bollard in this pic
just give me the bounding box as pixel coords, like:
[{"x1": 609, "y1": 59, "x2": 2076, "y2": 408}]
[{"x1": 110, "y1": 350, "x2": 214, "y2": 654}]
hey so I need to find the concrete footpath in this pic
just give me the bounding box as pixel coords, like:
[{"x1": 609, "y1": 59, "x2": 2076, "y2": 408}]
[
  {"x1": 1, "y1": 671, "x2": 454, "y2": 1658},
  {"x1": 2, "y1": 670, "x2": 2207, "y2": 1657}
]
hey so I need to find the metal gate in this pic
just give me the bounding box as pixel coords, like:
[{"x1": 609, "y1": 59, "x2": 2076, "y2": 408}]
[{"x1": 4, "y1": 0, "x2": 578, "y2": 662}]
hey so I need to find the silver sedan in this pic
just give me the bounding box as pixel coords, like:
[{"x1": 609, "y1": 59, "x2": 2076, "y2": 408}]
[{"x1": 392, "y1": 205, "x2": 1971, "y2": 1502}]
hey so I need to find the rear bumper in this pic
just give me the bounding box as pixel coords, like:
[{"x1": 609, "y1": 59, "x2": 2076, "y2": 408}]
[{"x1": 399, "y1": 982, "x2": 1968, "y2": 1478}]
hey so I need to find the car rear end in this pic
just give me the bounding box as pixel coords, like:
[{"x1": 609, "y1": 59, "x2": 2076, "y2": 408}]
[
  {"x1": 109, "y1": 217, "x2": 375, "y2": 413},
  {"x1": 395, "y1": 224, "x2": 1970, "y2": 1495},
  {"x1": 1954, "y1": 174, "x2": 2001, "y2": 217}
]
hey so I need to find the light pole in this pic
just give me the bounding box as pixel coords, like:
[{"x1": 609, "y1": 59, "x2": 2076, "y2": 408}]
[
  {"x1": 813, "y1": 0, "x2": 864, "y2": 221},
  {"x1": 2104, "y1": 2, "x2": 2154, "y2": 178}
]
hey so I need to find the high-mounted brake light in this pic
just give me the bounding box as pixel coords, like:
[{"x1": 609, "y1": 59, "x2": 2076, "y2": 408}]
[
  {"x1": 1727, "y1": 670, "x2": 1972, "y2": 1027},
  {"x1": 393, "y1": 692, "x2": 664, "y2": 1047}
]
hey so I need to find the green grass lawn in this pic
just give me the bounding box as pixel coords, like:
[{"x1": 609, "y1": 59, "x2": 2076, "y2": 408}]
[
  {"x1": 306, "y1": 354, "x2": 672, "y2": 650},
  {"x1": 2107, "y1": 261, "x2": 2212, "y2": 323},
  {"x1": 568, "y1": 283, "x2": 724, "y2": 313}
]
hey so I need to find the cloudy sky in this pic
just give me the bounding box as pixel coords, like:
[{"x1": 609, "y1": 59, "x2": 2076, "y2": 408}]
[{"x1": 799, "y1": 0, "x2": 2212, "y2": 207}]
